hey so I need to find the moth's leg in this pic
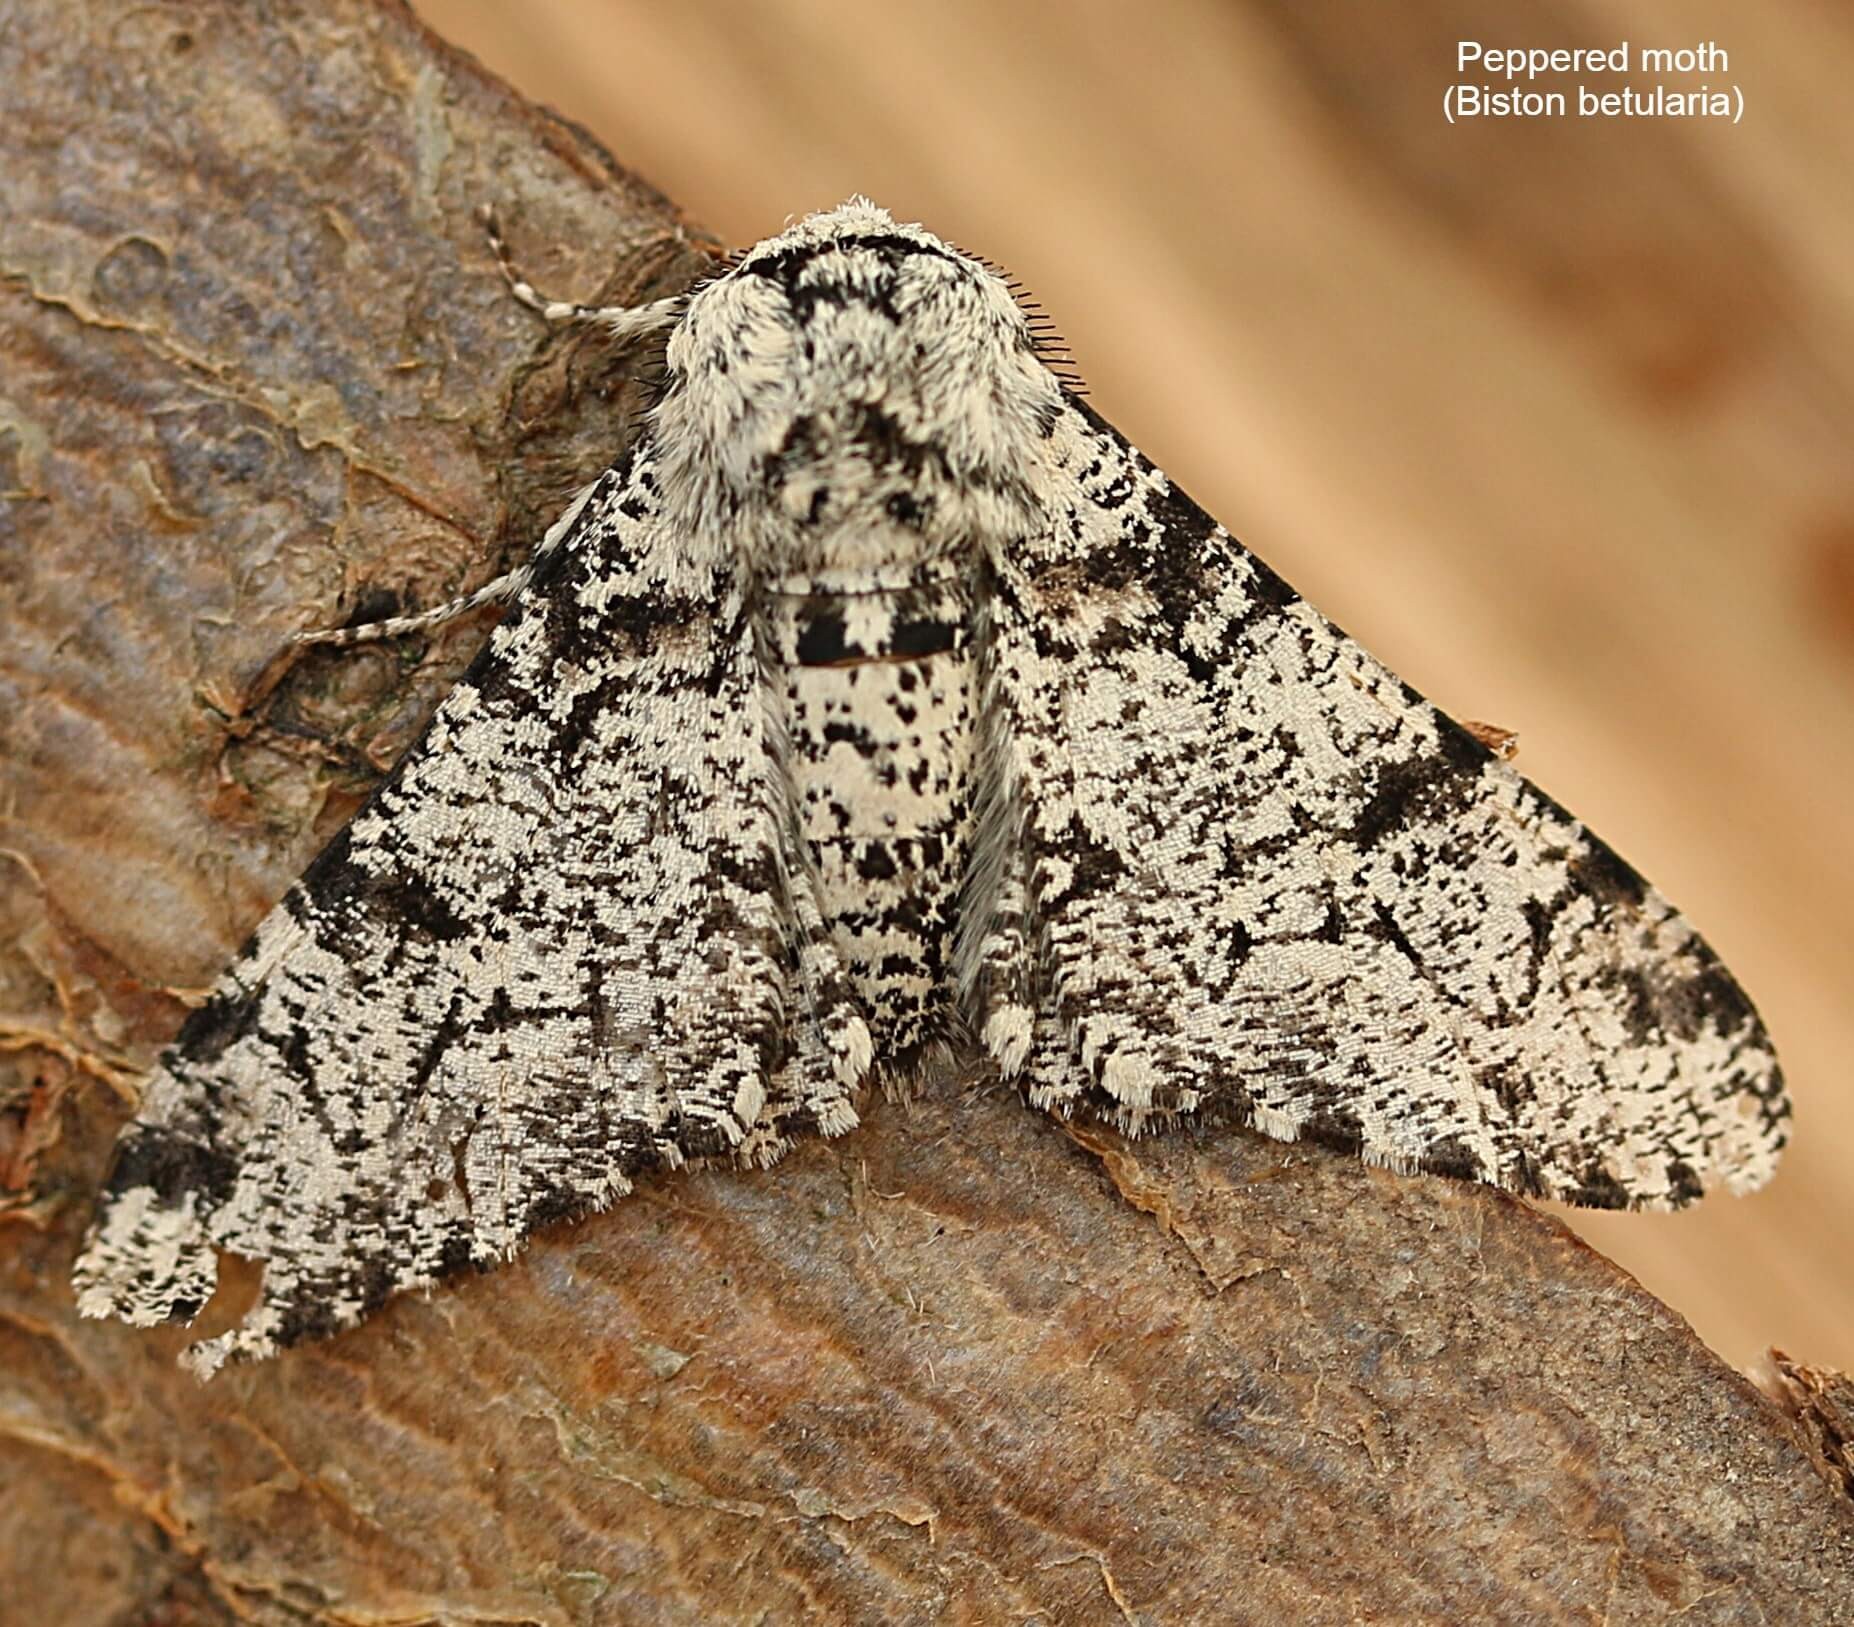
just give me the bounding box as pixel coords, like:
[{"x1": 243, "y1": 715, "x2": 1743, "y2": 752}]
[
  {"x1": 296, "y1": 477, "x2": 607, "y2": 648},
  {"x1": 1462, "y1": 719, "x2": 1520, "y2": 760},
  {"x1": 481, "y1": 206, "x2": 685, "y2": 344},
  {"x1": 294, "y1": 570, "x2": 529, "y2": 647}
]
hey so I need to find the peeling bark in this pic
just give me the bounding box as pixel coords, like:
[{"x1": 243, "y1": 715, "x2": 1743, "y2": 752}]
[{"x1": 2, "y1": 2, "x2": 1851, "y2": 1622}]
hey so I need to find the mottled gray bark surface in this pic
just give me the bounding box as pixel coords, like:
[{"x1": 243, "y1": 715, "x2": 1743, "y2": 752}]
[{"x1": 1, "y1": 2, "x2": 1850, "y2": 1621}]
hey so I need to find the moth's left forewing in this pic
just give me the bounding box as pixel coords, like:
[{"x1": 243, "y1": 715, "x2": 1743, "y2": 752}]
[
  {"x1": 974, "y1": 398, "x2": 1787, "y2": 1210},
  {"x1": 74, "y1": 450, "x2": 873, "y2": 1375}
]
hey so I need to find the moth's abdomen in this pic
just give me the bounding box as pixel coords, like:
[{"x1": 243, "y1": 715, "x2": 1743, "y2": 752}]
[{"x1": 767, "y1": 565, "x2": 978, "y2": 1058}]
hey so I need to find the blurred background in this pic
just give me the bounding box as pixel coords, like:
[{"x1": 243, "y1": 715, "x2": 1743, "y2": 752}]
[{"x1": 417, "y1": 0, "x2": 1853, "y2": 1374}]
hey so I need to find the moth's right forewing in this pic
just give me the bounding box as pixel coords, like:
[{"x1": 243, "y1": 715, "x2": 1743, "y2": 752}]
[{"x1": 973, "y1": 399, "x2": 1786, "y2": 1210}]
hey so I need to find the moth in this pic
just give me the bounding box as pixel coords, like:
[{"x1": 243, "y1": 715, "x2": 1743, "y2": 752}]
[{"x1": 74, "y1": 199, "x2": 1789, "y2": 1377}]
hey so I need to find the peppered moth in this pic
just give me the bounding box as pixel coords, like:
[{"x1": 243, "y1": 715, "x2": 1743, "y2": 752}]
[{"x1": 74, "y1": 199, "x2": 1789, "y2": 1376}]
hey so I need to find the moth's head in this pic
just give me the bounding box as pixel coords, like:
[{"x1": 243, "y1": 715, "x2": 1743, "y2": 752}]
[{"x1": 652, "y1": 198, "x2": 1068, "y2": 576}]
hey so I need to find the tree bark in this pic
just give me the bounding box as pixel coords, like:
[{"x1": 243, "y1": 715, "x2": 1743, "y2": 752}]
[{"x1": 2, "y1": 2, "x2": 1850, "y2": 1621}]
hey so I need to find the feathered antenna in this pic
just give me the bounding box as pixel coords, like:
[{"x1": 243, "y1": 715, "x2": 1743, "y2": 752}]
[{"x1": 952, "y1": 241, "x2": 1089, "y2": 396}]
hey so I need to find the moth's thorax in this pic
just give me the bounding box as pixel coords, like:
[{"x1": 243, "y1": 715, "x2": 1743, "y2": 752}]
[{"x1": 651, "y1": 199, "x2": 1065, "y2": 575}]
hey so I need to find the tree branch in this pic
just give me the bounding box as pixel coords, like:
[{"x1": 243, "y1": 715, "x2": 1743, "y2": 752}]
[{"x1": 2, "y1": 2, "x2": 1850, "y2": 1620}]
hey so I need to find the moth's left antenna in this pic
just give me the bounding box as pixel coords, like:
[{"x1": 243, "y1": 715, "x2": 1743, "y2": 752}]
[{"x1": 480, "y1": 205, "x2": 685, "y2": 344}]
